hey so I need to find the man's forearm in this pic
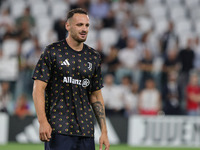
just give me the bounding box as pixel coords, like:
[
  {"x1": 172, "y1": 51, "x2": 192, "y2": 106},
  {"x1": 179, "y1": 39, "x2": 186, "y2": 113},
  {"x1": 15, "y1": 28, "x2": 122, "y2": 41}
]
[
  {"x1": 32, "y1": 81, "x2": 48, "y2": 123},
  {"x1": 91, "y1": 101, "x2": 107, "y2": 132},
  {"x1": 33, "y1": 80, "x2": 52, "y2": 142}
]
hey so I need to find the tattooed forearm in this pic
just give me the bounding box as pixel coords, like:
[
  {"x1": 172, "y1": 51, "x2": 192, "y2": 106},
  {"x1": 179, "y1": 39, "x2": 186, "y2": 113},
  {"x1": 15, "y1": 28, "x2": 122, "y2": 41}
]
[{"x1": 91, "y1": 101, "x2": 106, "y2": 129}]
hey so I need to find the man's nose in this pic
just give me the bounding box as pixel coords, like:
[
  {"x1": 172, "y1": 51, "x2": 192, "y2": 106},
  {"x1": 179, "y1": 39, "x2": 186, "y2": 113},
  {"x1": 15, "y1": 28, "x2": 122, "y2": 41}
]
[{"x1": 82, "y1": 26, "x2": 88, "y2": 32}]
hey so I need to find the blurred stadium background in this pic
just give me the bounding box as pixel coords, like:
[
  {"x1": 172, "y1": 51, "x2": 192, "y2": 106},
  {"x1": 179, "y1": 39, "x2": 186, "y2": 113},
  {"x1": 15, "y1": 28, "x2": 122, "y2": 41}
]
[{"x1": 1, "y1": 0, "x2": 200, "y2": 149}]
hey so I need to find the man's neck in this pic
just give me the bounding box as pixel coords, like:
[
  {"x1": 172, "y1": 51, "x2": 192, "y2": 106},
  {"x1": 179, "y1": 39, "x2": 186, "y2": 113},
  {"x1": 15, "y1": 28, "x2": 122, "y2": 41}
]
[{"x1": 66, "y1": 37, "x2": 83, "y2": 51}]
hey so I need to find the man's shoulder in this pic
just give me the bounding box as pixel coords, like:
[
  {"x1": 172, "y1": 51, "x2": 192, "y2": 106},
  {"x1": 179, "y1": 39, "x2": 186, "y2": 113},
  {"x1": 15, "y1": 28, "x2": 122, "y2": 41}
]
[
  {"x1": 45, "y1": 40, "x2": 64, "y2": 50},
  {"x1": 84, "y1": 43, "x2": 101, "y2": 57}
]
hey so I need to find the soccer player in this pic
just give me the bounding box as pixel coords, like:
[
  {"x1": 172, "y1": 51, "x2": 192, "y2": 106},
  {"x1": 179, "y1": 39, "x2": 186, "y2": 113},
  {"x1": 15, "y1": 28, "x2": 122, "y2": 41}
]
[{"x1": 32, "y1": 8, "x2": 110, "y2": 150}]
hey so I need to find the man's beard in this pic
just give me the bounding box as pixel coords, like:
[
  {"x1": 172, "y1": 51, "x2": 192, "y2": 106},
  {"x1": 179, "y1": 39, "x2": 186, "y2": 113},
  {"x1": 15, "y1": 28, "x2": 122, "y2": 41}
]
[{"x1": 72, "y1": 33, "x2": 87, "y2": 43}]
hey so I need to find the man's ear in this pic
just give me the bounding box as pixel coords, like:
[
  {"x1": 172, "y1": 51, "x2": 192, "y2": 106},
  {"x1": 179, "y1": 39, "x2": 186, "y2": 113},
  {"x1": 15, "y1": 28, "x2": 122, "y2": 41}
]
[{"x1": 65, "y1": 22, "x2": 70, "y2": 31}]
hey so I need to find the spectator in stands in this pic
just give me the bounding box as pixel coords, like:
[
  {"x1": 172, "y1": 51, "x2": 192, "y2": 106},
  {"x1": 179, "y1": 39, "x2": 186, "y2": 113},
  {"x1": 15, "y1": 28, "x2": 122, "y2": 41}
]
[
  {"x1": 0, "y1": 8, "x2": 14, "y2": 43},
  {"x1": 70, "y1": 0, "x2": 90, "y2": 11},
  {"x1": 0, "y1": 8, "x2": 13, "y2": 27},
  {"x1": 14, "y1": 37, "x2": 42, "y2": 100},
  {"x1": 95, "y1": 40, "x2": 107, "y2": 75},
  {"x1": 116, "y1": 37, "x2": 141, "y2": 84},
  {"x1": 2, "y1": 24, "x2": 18, "y2": 40},
  {"x1": 120, "y1": 75, "x2": 132, "y2": 92},
  {"x1": 178, "y1": 38, "x2": 195, "y2": 73},
  {"x1": 102, "y1": 74, "x2": 125, "y2": 116},
  {"x1": 161, "y1": 48, "x2": 179, "y2": 88},
  {"x1": 111, "y1": 0, "x2": 130, "y2": 16},
  {"x1": 26, "y1": 37, "x2": 43, "y2": 69},
  {"x1": 89, "y1": 0, "x2": 110, "y2": 19},
  {"x1": 163, "y1": 71, "x2": 182, "y2": 115},
  {"x1": 14, "y1": 94, "x2": 32, "y2": 118},
  {"x1": 16, "y1": 7, "x2": 35, "y2": 30},
  {"x1": 186, "y1": 73, "x2": 200, "y2": 116},
  {"x1": 111, "y1": 0, "x2": 131, "y2": 26},
  {"x1": 0, "y1": 82, "x2": 11, "y2": 113},
  {"x1": 178, "y1": 38, "x2": 195, "y2": 97},
  {"x1": 104, "y1": 45, "x2": 120, "y2": 75},
  {"x1": 160, "y1": 21, "x2": 178, "y2": 58},
  {"x1": 95, "y1": 40, "x2": 106, "y2": 64},
  {"x1": 24, "y1": 37, "x2": 43, "y2": 97},
  {"x1": 17, "y1": 20, "x2": 32, "y2": 43},
  {"x1": 53, "y1": 18, "x2": 67, "y2": 41},
  {"x1": 124, "y1": 82, "x2": 139, "y2": 116},
  {"x1": 131, "y1": 0, "x2": 150, "y2": 19},
  {"x1": 138, "y1": 30, "x2": 160, "y2": 57},
  {"x1": 138, "y1": 78, "x2": 161, "y2": 115},
  {"x1": 193, "y1": 36, "x2": 200, "y2": 71},
  {"x1": 115, "y1": 26, "x2": 128, "y2": 49},
  {"x1": 128, "y1": 20, "x2": 143, "y2": 41},
  {"x1": 102, "y1": 10, "x2": 116, "y2": 28},
  {"x1": 139, "y1": 49, "x2": 154, "y2": 89},
  {"x1": 15, "y1": 7, "x2": 35, "y2": 43},
  {"x1": 147, "y1": 28, "x2": 161, "y2": 57}
]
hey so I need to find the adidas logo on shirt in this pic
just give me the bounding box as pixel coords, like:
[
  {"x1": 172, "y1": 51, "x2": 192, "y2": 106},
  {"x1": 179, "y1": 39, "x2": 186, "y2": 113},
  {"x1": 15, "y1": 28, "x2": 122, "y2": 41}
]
[{"x1": 61, "y1": 59, "x2": 70, "y2": 66}]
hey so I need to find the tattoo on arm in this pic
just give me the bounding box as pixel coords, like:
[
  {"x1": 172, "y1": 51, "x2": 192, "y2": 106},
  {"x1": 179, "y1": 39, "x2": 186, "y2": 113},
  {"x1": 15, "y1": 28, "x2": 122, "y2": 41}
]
[{"x1": 91, "y1": 101, "x2": 106, "y2": 129}]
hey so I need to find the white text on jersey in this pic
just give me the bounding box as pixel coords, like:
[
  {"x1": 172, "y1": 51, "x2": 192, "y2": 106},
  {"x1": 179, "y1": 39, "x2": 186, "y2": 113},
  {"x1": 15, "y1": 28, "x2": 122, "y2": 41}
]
[{"x1": 63, "y1": 77, "x2": 81, "y2": 85}]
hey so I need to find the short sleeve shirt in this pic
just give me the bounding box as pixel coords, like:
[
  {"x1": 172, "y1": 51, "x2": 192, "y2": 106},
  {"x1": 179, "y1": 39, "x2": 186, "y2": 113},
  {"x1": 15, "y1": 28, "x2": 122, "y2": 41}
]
[{"x1": 32, "y1": 39, "x2": 103, "y2": 137}]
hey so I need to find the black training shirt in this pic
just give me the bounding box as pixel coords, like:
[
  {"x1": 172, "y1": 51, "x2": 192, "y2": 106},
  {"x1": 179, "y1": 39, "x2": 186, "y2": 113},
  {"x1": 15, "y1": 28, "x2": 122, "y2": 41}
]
[{"x1": 32, "y1": 39, "x2": 103, "y2": 137}]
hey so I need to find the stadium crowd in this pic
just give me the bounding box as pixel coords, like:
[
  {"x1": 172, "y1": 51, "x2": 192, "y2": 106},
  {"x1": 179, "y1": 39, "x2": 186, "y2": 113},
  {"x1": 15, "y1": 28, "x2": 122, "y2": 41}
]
[{"x1": 1, "y1": 0, "x2": 200, "y2": 117}]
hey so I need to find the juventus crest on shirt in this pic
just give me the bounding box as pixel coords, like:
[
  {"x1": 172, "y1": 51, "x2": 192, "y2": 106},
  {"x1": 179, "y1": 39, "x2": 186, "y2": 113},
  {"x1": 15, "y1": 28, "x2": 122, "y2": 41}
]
[{"x1": 32, "y1": 39, "x2": 103, "y2": 137}]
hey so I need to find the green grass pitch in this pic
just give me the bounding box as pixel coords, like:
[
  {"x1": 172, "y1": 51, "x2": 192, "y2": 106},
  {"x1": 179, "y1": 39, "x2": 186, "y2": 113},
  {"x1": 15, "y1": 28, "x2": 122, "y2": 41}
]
[{"x1": 0, "y1": 143, "x2": 200, "y2": 150}]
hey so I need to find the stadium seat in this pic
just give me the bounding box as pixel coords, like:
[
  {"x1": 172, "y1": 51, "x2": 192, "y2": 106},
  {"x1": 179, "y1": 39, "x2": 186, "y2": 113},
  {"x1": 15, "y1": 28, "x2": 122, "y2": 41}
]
[
  {"x1": 169, "y1": 6, "x2": 186, "y2": 22},
  {"x1": 149, "y1": 4, "x2": 167, "y2": 20},
  {"x1": 36, "y1": 15, "x2": 53, "y2": 31},
  {"x1": 30, "y1": 2, "x2": 49, "y2": 17},
  {"x1": 10, "y1": 1, "x2": 26, "y2": 18},
  {"x1": 26, "y1": 0, "x2": 44, "y2": 5},
  {"x1": 85, "y1": 29, "x2": 98, "y2": 49},
  {"x1": 50, "y1": 1, "x2": 69, "y2": 20},
  {"x1": 174, "y1": 19, "x2": 192, "y2": 36},
  {"x1": 190, "y1": 7, "x2": 200, "y2": 21},
  {"x1": 99, "y1": 28, "x2": 119, "y2": 54},
  {"x1": 48, "y1": 0, "x2": 65, "y2": 3},
  {"x1": 154, "y1": 19, "x2": 168, "y2": 36},
  {"x1": 165, "y1": 0, "x2": 183, "y2": 8},
  {"x1": 178, "y1": 32, "x2": 195, "y2": 48},
  {"x1": 87, "y1": 16, "x2": 100, "y2": 29},
  {"x1": 37, "y1": 28, "x2": 57, "y2": 47},
  {"x1": 194, "y1": 20, "x2": 200, "y2": 34},
  {"x1": 0, "y1": 57, "x2": 19, "y2": 81},
  {"x1": 146, "y1": 0, "x2": 163, "y2": 8},
  {"x1": 137, "y1": 17, "x2": 153, "y2": 32},
  {"x1": 184, "y1": 0, "x2": 200, "y2": 9},
  {"x1": 2, "y1": 39, "x2": 20, "y2": 57},
  {"x1": 21, "y1": 40, "x2": 34, "y2": 56}
]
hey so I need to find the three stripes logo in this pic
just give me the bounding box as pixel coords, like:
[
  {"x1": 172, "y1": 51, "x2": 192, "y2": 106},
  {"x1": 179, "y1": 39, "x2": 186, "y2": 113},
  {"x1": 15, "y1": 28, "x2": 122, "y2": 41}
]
[{"x1": 61, "y1": 59, "x2": 70, "y2": 66}]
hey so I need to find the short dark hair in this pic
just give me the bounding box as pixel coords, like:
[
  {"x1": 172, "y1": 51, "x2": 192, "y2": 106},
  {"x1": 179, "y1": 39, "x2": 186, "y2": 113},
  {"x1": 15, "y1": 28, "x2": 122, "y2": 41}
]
[{"x1": 66, "y1": 8, "x2": 88, "y2": 21}]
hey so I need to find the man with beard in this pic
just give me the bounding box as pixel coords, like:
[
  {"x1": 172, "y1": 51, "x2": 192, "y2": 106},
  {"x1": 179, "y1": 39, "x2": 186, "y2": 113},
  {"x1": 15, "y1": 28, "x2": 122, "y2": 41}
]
[{"x1": 32, "y1": 8, "x2": 110, "y2": 150}]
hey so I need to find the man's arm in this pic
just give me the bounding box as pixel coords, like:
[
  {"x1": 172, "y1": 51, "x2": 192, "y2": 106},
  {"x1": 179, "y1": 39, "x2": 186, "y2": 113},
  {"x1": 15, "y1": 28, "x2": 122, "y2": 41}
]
[
  {"x1": 90, "y1": 90, "x2": 110, "y2": 150},
  {"x1": 188, "y1": 93, "x2": 200, "y2": 102},
  {"x1": 32, "y1": 80, "x2": 52, "y2": 142}
]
